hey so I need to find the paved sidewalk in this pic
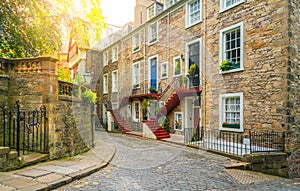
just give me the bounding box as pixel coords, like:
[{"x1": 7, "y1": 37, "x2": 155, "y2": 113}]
[{"x1": 0, "y1": 140, "x2": 116, "y2": 191}]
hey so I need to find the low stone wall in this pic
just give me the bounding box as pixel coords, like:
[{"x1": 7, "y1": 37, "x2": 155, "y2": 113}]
[
  {"x1": 0, "y1": 147, "x2": 19, "y2": 172},
  {"x1": 0, "y1": 76, "x2": 8, "y2": 107},
  {"x1": 48, "y1": 96, "x2": 94, "y2": 159},
  {"x1": 242, "y1": 153, "x2": 288, "y2": 178}
]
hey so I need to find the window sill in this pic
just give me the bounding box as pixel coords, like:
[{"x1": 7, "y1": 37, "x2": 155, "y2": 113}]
[
  {"x1": 132, "y1": 49, "x2": 140, "y2": 54},
  {"x1": 148, "y1": 40, "x2": 158, "y2": 46},
  {"x1": 112, "y1": 59, "x2": 118, "y2": 63},
  {"x1": 219, "y1": 68, "x2": 244, "y2": 74},
  {"x1": 220, "y1": 126, "x2": 244, "y2": 133},
  {"x1": 161, "y1": 76, "x2": 168, "y2": 80}
]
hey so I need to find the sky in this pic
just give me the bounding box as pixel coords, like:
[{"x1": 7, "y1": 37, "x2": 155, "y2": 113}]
[{"x1": 101, "y1": 0, "x2": 136, "y2": 27}]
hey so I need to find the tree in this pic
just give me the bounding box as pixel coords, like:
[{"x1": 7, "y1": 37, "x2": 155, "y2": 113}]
[{"x1": 0, "y1": 0, "x2": 106, "y2": 58}]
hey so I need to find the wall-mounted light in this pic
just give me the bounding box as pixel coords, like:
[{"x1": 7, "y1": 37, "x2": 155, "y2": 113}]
[{"x1": 180, "y1": 54, "x2": 185, "y2": 61}]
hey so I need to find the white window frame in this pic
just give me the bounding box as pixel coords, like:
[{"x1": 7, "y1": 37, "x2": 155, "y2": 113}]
[
  {"x1": 103, "y1": 73, "x2": 108, "y2": 94},
  {"x1": 220, "y1": 0, "x2": 244, "y2": 13},
  {"x1": 173, "y1": 56, "x2": 182, "y2": 77},
  {"x1": 112, "y1": 70, "x2": 118, "y2": 93},
  {"x1": 219, "y1": 22, "x2": 244, "y2": 74},
  {"x1": 186, "y1": 0, "x2": 202, "y2": 28},
  {"x1": 161, "y1": 62, "x2": 168, "y2": 79},
  {"x1": 174, "y1": 112, "x2": 183, "y2": 131},
  {"x1": 164, "y1": 0, "x2": 178, "y2": 10},
  {"x1": 148, "y1": 22, "x2": 158, "y2": 45},
  {"x1": 219, "y1": 92, "x2": 244, "y2": 132},
  {"x1": 132, "y1": 101, "x2": 140, "y2": 122},
  {"x1": 112, "y1": 45, "x2": 118, "y2": 62},
  {"x1": 147, "y1": 3, "x2": 156, "y2": 20},
  {"x1": 132, "y1": 62, "x2": 140, "y2": 89},
  {"x1": 132, "y1": 32, "x2": 140, "y2": 53},
  {"x1": 103, "y1": 51, "x2": 108, "y2": 66},
  {"x1": 185, "y1": 38, "x2": 202, "y2": 74}
]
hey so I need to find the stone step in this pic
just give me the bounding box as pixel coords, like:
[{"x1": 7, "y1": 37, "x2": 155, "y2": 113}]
[
  {"x1": 22, "y1": 153, "x2": 49, "y2": 167},
  {"x1": 0, "y1": 147, "x2": 10, "y2": 155},
  {"x1": 224, "y1": 162, "x2": 251, "y2": 170}
]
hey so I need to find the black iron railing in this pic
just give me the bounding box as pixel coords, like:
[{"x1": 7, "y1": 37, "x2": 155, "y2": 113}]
[
  {"x1": 1, "y1": 101, "x2": 48, "y2": 156},
  {"x1": 249, "y1": 130, "x2": 285, "y2": 153},
  {"x1": 184, "y1": 128, "x2": 286, "y2": 156}
]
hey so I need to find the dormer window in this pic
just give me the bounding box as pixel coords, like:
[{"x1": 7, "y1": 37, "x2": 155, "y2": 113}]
[
  {"x1": 147, "y1": 2, "x2": 163, "y2": 21},
  {"x1": 164, "y1": 0, "x2": 179, "y2": 10}
]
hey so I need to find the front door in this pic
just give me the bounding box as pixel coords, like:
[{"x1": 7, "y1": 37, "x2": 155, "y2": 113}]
[{"x1": 149, "y1": 56, "x2": 158, "y2": 90}]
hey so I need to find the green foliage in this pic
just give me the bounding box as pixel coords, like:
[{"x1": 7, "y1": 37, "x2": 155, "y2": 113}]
[
  {"x1": 148, "y1": 86, "x2": 158, "y2": 93},
  {"x1": 188, "y1": 64, "x2": 197, "y2": 75},
  {"x1": 175, "y1": 58, "x2": 181, "y2": 75},
  {"x1": 81, "y1": 89, "x2": 97, "y2": 103},
  {"x1": 0, "y1": 0, "x2": 106, "y2": 58},
  {"x1": 58, "y1": 67, "x2": 72, "y2": 82},
  {"x1": 142, "y1": 99, "x2": 148, "y2": 110},
  {"x1": 219, "y1": 60, "x2": 231, "y2": 71},
  {"x1": 162, "y1": 117, "x2": 170, "y2": 133}
]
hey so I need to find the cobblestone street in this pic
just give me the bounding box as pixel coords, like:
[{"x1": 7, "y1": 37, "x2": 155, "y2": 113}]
[{"x1": 55, "y1": 131, "x2": 300, "y2": 191}]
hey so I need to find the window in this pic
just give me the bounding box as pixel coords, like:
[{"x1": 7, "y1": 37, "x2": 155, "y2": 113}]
[
  {"x1": 103, "y1": 51, "x2": 108, "y2": 66},
  {"x1": 147, "y1": 4, "x2": 155, "y2": 20},
  {"x1": 112, "y1": 70, "x2": 118, "y2": 92},
  {"x1": 164, "y1": 0, "x2": 179, "y2": 9},
  {"x1": 103, "y1": 73, "x2": 108, "y2": 94},
  {"x1": 161, "y1": 62, "x2": 168, "y2": 79},
  {"x1": 132, "y1": 33, "x2": 140, "y2": 52},
  {"x1": 111, "y1": 102, "x2": 118, "y2": 110},
  {"x1": 219, "y1": 93, "x2": 243, "y2": 132},
  {"x1": 148, "y1": 22, "x2": 158, "y2": 45},
  {"x1": 112, "y1": 46, "x2": 118, "y2": 62},
  {"x1": 133, "y1": 101, "x2": 140, "y2": 121},
  {"x1": 132, "y1": 62, "x2": 140, "y2": 89},
  {"x1": 186, "y1": 39, "x2": 201, "y2": 75},
  {"x1": 220, "y1": 0, "x2": 244, "y2": 12},
  {"x1": 186, "y1": 0, "x2": 202, "y2": 28},
  {"x1": 219, "y1": 22, "x2": 244, "y2": 73},
  {"x1": 174, "y1": 112, "x2": 183, "y2": 131},
  {"x1": 174, "y1": 56, "x2": 182, "y2": 76}
]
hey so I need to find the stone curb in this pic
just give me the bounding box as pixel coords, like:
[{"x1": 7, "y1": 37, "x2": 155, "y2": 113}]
[{"x1": 0, "y1": 140, "x2": 116, "y2": 191}]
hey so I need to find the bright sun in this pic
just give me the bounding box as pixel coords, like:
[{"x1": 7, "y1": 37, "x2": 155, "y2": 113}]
[{"x1": 101, "y1": 0, "x2": 135, "y2": 27}]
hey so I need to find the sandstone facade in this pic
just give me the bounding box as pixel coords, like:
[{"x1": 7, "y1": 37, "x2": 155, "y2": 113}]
[{"x1": 96, "y1": 0, "x2": 300, "y2": 177}]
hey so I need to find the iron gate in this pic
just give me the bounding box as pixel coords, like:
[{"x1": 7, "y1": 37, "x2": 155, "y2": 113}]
[{"x1": 0, "y1": 100, "x2": 48, "y2": 156}]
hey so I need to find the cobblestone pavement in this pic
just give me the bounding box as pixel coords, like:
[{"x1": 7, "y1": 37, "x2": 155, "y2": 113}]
[{"x1": 55, "y1": 131, "x2": 300, "y2": 191}]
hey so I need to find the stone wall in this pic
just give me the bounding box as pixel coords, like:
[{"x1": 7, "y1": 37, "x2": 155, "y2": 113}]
[
  {"x1": 286, "y1": 0, "x2": 300, "y2": 178},
  {"x1": 0, "y1": 57, "x2": 94, "y2": 165},
  {"x1": 242, "y1": 153, "x2": 288, "y2": 178},
  {"x1": 0, "y1": 76, "x2": 8, "y2": 107},
  {"x1": 49, "y1": 96, "x2": 93, "y2": 159}
]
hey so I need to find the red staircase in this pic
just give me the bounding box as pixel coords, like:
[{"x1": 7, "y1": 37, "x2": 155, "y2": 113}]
[
  {"x1": 109, "y1": 109, "x2": 132, "y2": 133},
  {"x1": 143, "y1": 119, "x2": 170, "y2": 140},
  {"x1": 157, "y1": 88, "x2": 201, "y2": 118}
]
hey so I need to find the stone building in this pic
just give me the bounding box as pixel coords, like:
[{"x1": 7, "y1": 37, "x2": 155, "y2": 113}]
[{"x1": 96, "y1": 0, "x2": 300, "y2": 177}]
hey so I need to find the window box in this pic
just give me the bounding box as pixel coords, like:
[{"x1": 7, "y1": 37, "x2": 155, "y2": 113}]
[
  {"x1": 149, "y1": 37, "x2": 157, "y2": 44},
  {"x1": 220, "y1": 60, "x2": 240, "y2": 71},
  {"x1": 222, "y1": 123, "x2": 240, "y2": 129},
  {"x1": 133, "y1": 45, "x2": 140, "y2": 52}
]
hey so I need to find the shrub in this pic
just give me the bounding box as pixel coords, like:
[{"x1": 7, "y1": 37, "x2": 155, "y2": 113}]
[{"x1": 82, "y1": 89, "x2": 97, "y2": 103}]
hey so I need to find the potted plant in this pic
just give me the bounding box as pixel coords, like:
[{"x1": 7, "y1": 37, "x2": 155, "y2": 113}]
[
  {"x1": 142, "y1": 99, "x2": 148, "y2": 120},
  {"x1": 220, "y1": 60, "x2": 240, "y2": 71},
  {"x1": 133, "y1": 45, "x2": 139, "y2": 52},
  {"x1": 148, "y1": 86, "x2": 157, "y2": 93},
  {"x1": 187, "y1": 64, "x2": 197, "y2": 76}
]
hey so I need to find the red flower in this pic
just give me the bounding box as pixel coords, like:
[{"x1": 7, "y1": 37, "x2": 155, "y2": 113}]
[{"x1": 1, "y1": 49, "x2": 4, "y2": 53}]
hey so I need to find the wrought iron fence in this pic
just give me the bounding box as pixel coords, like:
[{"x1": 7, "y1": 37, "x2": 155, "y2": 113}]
[
  {"x1": 249, "y1": 130, "x2": 285, "y2": 153},
  {"x1": 184, "y1": 128, "x2": 285, "y2": 157},
  {"x1": 0, "y1": 101, "x2": 48, "y2": 156}
]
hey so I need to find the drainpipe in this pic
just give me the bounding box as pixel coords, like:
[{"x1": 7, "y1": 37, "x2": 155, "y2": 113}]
[
  {"x1": 144, "y1": 26, "x2": 147, "y2": 94},
  {"x1": 202, "y1": 0, "x2": 207, "y2": 132}
]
